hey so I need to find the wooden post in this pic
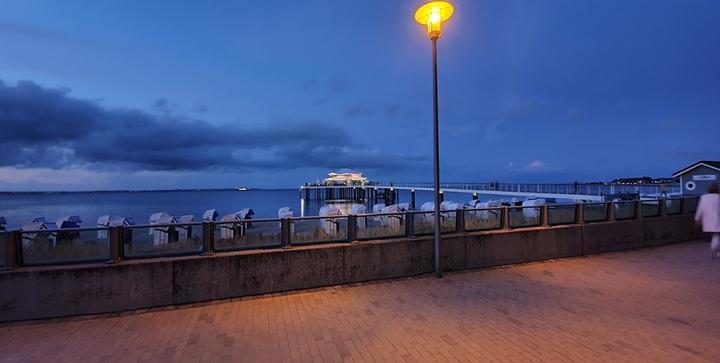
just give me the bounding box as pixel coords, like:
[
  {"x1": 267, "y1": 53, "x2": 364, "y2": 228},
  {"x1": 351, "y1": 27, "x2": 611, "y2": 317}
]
[
  {"x1": 202, "y1": 222, "x2": 215, "y2": 254},
  {"x1": 576, "y1": 203, "x2": 585, "y2": 225},
  {"x1": 635, "y1": 200, "x2": 644, "y2": 220},
  {"x1": 280, "y1": 219, "x2": 291, "y2": 248},
  {"x1": 455, "y1": 209, "x2": 465, "y2": 233},
  {"x1": 541, "y1": 205, "x2": 550, "y2": 227},
  {"x1": 607, "y1": 202, "x2": 616, "y2": 222},
  {"x1": 502, "y1": 207, "x2": 511, "y2": 229},
  {"x1": 4, "y1": 230, "x2": 21, "y2": 269},
  {"x1": 347, "y1": 215, "x2": 357, "y2": 242},
  {"x1": 109, "y1": 226, "x2": 124, "y2": 262},
  {"x1": 405, "y1": 211, "x2": 415, "y2": 238}
]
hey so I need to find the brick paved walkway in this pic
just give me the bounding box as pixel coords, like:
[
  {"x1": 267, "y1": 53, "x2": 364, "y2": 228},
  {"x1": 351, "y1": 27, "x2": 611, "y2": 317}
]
[{"x1": 2, "y1": 241, "x2": 720, "y2": 362}]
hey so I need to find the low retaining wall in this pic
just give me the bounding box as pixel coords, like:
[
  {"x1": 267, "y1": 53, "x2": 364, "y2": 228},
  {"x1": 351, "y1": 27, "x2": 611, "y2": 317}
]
[{"x1": 0, "y1": 214, "x2": 702, "y2": 322}]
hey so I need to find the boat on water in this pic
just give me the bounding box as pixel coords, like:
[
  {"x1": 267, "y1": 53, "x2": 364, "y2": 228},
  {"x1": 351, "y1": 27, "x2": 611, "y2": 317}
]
[{"x1": 236, "y1": 186, "x2": 249, "y2": 191}]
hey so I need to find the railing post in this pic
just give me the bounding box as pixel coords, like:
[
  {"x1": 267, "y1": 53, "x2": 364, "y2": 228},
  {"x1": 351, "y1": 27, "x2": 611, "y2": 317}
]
[
  {"x1": 347, "y1": 215, "x2": 358, "y2": 242},
  {"x1": 455, "y1": 209, "x2": 465, "y2": 233},
  {"x1": 502, "y1": 207, "x2": 511, "y2": 230},
  {"x1": 109, "y1": 226, "x2": 124, "y2": 263},
  {"x1": 202, "y1": 222, "x2": 215, "y2": 254},
  {"x1": 280, "y1": 218, "x2": 291, "y2": 247},
  {"x1": 4, "y1": 230, "x2": 21, "y2": 269},
  {"x1": 541, "y1": 205, "x2": 550, "y2": 227},
  {"x1": 635, "y1": 200, "x2": 644, "y2": 220},
  {"x1": 405, "y1": 211, "x2": 415, "y2": 237},
  {"x1": 680, "y1": 198, "x2": 686, "y2": 215},
  {"x1": 576, "y1": 203, "x2": 585, "y2": 225},
  {"x1": 607, "y1": 202, "x2": 616, "y2": 222}
]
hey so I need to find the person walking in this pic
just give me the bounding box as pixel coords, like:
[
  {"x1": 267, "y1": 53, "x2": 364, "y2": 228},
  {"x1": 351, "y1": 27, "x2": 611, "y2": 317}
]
[{"x1": 695, "y1": 183, "x2": 720, "y2": 259}]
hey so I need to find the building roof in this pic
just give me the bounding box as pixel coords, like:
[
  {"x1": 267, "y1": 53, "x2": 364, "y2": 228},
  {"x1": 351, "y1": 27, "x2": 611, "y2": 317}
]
[{"x1": 672, "y1": 161, "x2": 720, "y2": 177}]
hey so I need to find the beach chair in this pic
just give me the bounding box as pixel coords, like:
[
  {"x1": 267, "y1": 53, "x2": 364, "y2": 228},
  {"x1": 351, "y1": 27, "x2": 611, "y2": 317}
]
[
  {"x1": 219, "y1": 209, "x2": 254, "y2": 239},
  {"x1": 351, "y1": 204, "x2": 368, "y2": 228},
  {"x1": 148, "y1": 212, "x2": 177, "y2": 245},
  {"x1": 277, "y1": 207, "x2": 295, "y2": 234},
  {"x1": 21, "y1": 219, "x2": 58, "y2": 247},
  {"x1": 177, "y1": 215, "x2": 196, "y2": 241},
  {"x1": 380, "y1": 204, "x2": 404, "y2": 229},
  {"x1": 521, "y1": 198, "x2": 546, "y2": 218},
  {"x1": 319, "y1": 206, "x2": 342, "y2": 235}
]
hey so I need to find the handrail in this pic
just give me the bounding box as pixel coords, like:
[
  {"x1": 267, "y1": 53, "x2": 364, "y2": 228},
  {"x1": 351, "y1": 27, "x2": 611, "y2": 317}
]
[{"x1": 0, "y1": 196, "x2": 700, "y2": 269}]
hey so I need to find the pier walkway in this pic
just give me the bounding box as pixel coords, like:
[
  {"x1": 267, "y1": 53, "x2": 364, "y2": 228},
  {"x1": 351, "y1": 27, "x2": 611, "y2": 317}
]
[
  {"x1": 300, "y1": 182, "x2": 680, "y2": 203},
  {"x1": 2, "y1": 241, "x2": 719, "y2": 362}
]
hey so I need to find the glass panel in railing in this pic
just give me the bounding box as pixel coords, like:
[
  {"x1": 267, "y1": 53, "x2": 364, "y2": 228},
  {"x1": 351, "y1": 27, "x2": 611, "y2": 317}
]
[
  {"x1": 547, "y1": 204, "x2": 576, "y2": 225},
  {"x1": 463, "y1": 208, "x2": 502, "y2": 231},
  {"x1": 640, "y1": 200, "x2": 661, "y2": 217},
  {"x1": 20, "y1": 228, "x2": 110, "y2": 265},
  {"x1": 0, "y1": 233, "x2": 7, "y2": 268},
  {"x1": 684, "y1": 198, "x2": 699, "y2": 214},
  {"x1": 413, "y1": 211, "x2": 456, "y2": 235},
  {"x1": 356, "y1": 213, "x2": 405, "y2": 240},
  {"x1": 290, "y1": 216, "x2": 348, "y2": 245},
  {"x1": 215, "y1": 220, "x2": 282, "y2": 251},
  {"x1": 665, "y1": 199, "x2": 683, "y2": 215},
  {"x1": 614, "y1": 201, "x2": 636, "y2": 220},
  {"x1": 509, "y1": 207, "x2": 542, "y2": 228},
  {"x1": 123, "y1": 224, "x2": 203, "y2": 258},
  {"x1": 583, "y1": 203, "x2": 608, "y2": 222}
]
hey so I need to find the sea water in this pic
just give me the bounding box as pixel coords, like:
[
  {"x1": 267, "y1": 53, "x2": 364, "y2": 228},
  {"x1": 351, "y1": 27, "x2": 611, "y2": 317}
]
[{"x1": 0, "y1": 189, "x2": 511, "y2": 229}]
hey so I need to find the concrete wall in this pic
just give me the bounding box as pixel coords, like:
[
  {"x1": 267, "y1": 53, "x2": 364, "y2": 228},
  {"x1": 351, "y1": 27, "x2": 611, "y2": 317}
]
[{"x1": 0, "y1": 214, "x2": 703, "y2": 322}]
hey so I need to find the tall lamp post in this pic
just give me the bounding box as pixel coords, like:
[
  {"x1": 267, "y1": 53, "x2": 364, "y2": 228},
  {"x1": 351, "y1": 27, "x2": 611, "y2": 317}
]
[{"x1": 414, "y1": 1, "x2": 454, "y2": 278}]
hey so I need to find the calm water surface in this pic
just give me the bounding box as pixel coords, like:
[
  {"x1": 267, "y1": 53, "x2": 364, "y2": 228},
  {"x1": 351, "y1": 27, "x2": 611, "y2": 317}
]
[{"x1": 0, "y1": 189, "x2": 501, "y2": 229}]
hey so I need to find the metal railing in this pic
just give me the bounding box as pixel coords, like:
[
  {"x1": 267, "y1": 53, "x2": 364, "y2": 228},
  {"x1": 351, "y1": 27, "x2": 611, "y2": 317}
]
[
  {"x1": 370, "y1": 182, "x2": 680, "y2": 196},
  {"x1": 0, "y1": 197, "x2": 698, "y2": 269}
]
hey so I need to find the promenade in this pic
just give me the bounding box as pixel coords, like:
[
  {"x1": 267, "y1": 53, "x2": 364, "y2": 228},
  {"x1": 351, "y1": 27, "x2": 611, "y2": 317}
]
[{"x1": 1, "y1": 241, "x2": 719, "y2": 362}]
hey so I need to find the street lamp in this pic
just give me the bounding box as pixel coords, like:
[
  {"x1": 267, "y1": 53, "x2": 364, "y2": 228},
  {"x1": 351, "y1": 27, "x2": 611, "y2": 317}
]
[{"x1": 414, "y1": 1, "x2": 454, "y2": 278}]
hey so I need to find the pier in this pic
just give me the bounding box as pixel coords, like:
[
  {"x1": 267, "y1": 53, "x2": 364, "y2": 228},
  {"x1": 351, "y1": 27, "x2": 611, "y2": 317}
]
[{"x1": 299, "y1": 182, "x2": 681, "y2": 205}]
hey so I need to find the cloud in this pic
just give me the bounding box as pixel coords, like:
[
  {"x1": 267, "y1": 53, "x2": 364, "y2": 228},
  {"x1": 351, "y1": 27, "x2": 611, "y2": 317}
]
[
  {"x1": 566, "y1": 108, "x2": 582, "y2": 121},
  {"x1": 344, "y1": 104, "x2": 372, "y2": 118},
  {"x1": 529, "y1": 160, "x2": 545, "y2": 169},
  {"x1": 0, "y1": 80, "x2": 427, "y2": 173},
  {"x1": 327, "y1": 79, "x2": 353, "y2": 93},
  {"x1": 385, "y1": 104, "x2": 401, "y2": 116}
]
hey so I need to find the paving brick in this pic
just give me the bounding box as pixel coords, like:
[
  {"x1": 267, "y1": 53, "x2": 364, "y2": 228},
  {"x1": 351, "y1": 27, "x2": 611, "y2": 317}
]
[{"x1": 1, "y1": 241, "x2": 719, "y2": 362}]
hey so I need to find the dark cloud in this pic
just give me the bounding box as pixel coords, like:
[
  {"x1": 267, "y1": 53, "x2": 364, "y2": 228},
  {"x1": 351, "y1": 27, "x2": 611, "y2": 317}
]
[
  {"x1": 153, "y1": 98, "x2": 168, "y2": 109},
  {"x1": 344, "y1": 104, "x2": 372, "y2": 118},
  {"x1": 0, "y1": 80, "x2": 427, "y2": 172},
  {"x1": 301, "y1": 79, "x2": 318, "y2": 90},
  {"x1": 327, "y1": 79, "x2": 353, "y2": 93},
  {"x1": 385, "y1": 104, "x2": 401, "y2": 116}
]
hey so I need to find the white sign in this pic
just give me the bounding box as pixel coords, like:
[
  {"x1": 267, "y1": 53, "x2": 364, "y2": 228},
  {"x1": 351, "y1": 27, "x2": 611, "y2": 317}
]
[{"x1": 693, "y1": 175, "x2": 717, "y2": 181}]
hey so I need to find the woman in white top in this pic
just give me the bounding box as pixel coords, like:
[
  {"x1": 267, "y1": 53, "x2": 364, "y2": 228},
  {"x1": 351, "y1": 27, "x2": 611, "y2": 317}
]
[{"x1": 695, "y1": 183, "x2": 720, "y2": 259}]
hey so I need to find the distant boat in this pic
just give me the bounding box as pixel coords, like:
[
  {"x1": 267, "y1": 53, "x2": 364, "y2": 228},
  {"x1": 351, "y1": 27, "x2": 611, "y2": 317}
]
[{"x1": 236, "y1": 186, "x2": 249, "y2": 191}]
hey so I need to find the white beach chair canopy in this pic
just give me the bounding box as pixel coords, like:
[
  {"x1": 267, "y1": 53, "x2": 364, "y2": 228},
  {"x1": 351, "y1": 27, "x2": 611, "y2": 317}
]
[
  {"x1": 178, "y1": 215, "x2": 196, "y2": 224},
  {"x1": 350, "y1": 204, "x2": 367, "y2": 215},
  {"x1": 149, "y1": 212, "x2": 172, "y2": 224},
  {"x1": 278, "y1": 207, "x2": 293, "y2": 218},
  {"x1": 202, "y1": 209, "x2": 218, "y2": 222},
  {"x1": 319, "y1": 206, "x2": 342, "y2": 217},
  {"x1": 56, "y1": 215, "x2": 82, "y2": 228}
]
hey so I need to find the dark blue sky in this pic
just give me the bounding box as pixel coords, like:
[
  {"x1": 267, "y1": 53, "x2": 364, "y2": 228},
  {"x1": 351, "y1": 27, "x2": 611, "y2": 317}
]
[{"x1": 1, "y1": 0, "x2": 718, "y2": 190}]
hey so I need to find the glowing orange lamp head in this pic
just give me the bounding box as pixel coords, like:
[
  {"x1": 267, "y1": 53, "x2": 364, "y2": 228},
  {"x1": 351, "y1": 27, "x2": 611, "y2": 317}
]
[{"x1": 414, "y1": 1, "x2": 455, "y2": 40}]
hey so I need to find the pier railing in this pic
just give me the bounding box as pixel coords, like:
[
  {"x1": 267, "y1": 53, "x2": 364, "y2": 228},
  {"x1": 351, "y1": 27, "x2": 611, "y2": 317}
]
[
  {"x1": 0, "y1": 197, "x2": 698, "y2": 269},
  {"x1": 304, "y1": 182, "x2": 680, "y2": 197}
]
